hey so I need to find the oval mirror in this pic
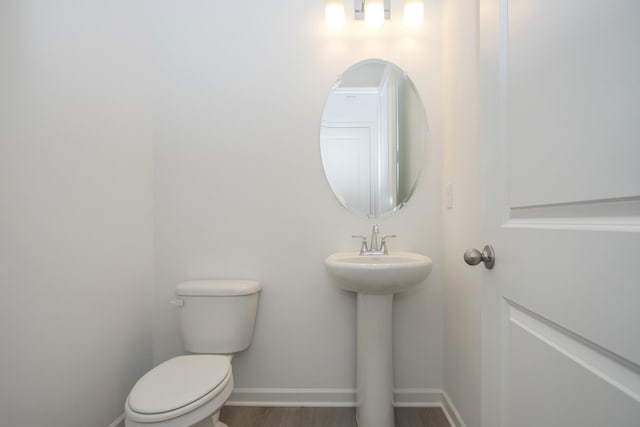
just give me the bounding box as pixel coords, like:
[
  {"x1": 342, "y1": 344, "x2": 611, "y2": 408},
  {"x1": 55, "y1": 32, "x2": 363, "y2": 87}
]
[{"x1": 320, "y1": 59, "x2": 428, "y2": 218}]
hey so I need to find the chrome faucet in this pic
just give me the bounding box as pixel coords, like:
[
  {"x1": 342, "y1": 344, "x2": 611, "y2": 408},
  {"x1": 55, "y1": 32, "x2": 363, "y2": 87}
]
[
  {"x1": 352, "y1": 225, "x2": 396, "y2": 255},
  {"x1": 370, "y1": 224, "x2": 379, "y2": 254}
]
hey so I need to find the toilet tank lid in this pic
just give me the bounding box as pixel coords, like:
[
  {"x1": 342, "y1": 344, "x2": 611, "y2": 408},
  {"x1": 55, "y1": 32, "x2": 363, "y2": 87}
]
[{"x1": 176, "y1": 279, "x2": 261, "y2": 296}]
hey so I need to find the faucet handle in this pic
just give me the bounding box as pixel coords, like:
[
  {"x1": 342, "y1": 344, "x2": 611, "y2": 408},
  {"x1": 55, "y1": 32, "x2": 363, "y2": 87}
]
[
  {"x1": 380, "y1": 235, "x2": 397, "y2": 255},
  {"x1": 352, "y1": 235, "x2": 369, "y2": 255}
]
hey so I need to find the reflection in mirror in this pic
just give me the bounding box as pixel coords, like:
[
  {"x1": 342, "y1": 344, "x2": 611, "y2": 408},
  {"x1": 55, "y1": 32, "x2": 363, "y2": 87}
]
[{"x1": 320, "y1": 59, "x2": 428, "y2": 218}]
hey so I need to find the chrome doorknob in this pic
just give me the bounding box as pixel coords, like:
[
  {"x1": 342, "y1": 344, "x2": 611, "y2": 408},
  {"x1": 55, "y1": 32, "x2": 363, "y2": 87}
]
[{"x1": 464, "y1": 245, "x2": 495, "y2": 269}]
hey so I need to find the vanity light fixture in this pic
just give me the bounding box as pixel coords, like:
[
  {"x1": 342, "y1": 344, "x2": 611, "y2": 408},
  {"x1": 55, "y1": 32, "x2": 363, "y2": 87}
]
[
  {"x1": 327, "y1": 0, "x2": 424, "y2": 28},
  {"x1": 325, "y1": 0, "x2": 346, "y2": 29}
]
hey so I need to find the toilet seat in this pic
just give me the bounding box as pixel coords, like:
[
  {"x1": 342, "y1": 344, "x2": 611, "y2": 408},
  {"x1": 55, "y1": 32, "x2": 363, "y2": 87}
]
[{"x1": 125, "y1": 355, "x2": 232, "y2": 425}]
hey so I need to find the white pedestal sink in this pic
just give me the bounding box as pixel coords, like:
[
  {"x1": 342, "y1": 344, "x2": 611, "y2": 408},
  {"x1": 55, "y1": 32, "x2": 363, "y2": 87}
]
[{"x1": 325, "y1": 252, "x2": 433, "y2": 427}]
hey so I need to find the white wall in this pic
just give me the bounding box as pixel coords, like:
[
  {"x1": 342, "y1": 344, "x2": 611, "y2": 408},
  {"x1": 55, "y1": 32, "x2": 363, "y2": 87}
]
[
  {"x1": 0, "y1": 1, "x2": 455, "y2": 422},
  {"x1": 443, "y1": 0, "x2": 482, "y2": 425},
  {"x1": 0, "y1": 2, "x2": 153, "y2": 426},
  {"x1": 152, "y1": 0, "x2": 445, "y2": 403}
]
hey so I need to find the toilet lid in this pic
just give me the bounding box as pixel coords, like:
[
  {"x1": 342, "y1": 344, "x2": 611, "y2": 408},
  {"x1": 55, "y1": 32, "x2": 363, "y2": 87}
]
[{"x1": 128, "y1": 355, "x2": 231, "y2": 415}]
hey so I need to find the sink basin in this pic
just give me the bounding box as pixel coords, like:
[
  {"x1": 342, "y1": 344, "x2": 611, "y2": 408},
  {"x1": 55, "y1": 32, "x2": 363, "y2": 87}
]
[{"x1": 325, "y1": 251, "x2": 433, "y2": 295}]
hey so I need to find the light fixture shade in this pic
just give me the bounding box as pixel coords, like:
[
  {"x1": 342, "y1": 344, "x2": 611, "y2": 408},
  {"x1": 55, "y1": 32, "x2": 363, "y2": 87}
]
[
  {"x1": 403, "y1": 0, "x2": 424, "y2": 27},
  {"x1": 325, "y1": 0, "x2": 345, "y2": 29},
  {"x1": 365, "y1": 0, "x2": 385, "y2": 27}
]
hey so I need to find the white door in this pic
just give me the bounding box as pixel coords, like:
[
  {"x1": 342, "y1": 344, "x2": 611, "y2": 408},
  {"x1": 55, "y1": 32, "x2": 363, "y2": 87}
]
[
  {"x1": 320, "y1": 126, "x2": 373, "y2": 216},
  {"x1": 479, "y1": 1, "x2": 640, "y2": 426}
]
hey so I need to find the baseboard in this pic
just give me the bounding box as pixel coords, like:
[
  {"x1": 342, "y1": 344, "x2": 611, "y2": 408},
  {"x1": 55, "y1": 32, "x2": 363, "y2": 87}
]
[
  {"x1": 228, "y1": 387, "x2": 465, "y2": 427},
  {"x1": 228, "y1": 387, "x2": 356, "y2": 407},
  {"x1": 441, "y1": 391, "x2": 467, "y2": 427},
  {"x1": 107, "y1": 413, "x2": 125, "y2": 427},
  {"x1": 392, "y1": 388, "x2": 444, "y2": 407}
]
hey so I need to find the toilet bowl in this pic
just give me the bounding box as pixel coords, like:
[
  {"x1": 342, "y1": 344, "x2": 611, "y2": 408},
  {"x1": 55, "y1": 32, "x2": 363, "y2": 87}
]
[
  {"x1": 125, "y1": 280, "x2": 261, "y2": 427},
  {"x1": 125, "y1": 355, "x2": 233, "y2": 427}
]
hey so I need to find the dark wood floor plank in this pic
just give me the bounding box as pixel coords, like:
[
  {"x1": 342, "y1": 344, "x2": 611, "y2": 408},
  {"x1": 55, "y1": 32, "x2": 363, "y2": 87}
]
[{"x1": 219, "y1": 406, "x2": 449, "y2": 427}]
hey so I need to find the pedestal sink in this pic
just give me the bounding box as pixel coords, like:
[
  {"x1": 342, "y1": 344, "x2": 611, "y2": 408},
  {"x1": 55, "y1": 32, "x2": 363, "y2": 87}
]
[{"x1": 325, "y1": 252, "x2": 433, "y2": 427}]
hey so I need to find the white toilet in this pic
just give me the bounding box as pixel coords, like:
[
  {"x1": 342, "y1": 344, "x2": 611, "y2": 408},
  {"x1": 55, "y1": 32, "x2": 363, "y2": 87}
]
[{"x1": 125, "y1": 279, "x2": 261, "y2": 427}]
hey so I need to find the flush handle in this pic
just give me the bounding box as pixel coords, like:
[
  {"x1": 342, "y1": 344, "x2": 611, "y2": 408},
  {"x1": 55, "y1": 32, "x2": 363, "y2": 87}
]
[
  {"x1": 169, "y1": 299, "x2": 184, "y2": 307},
  {"x1": 464, "y1": 245, "x2": 496, "y2": 269}
]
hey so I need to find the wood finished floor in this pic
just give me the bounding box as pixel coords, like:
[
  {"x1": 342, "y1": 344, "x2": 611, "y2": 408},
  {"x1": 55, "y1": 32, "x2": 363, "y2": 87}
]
[{"x1": 217, "y1": 406, "x2": 450, "y2": 427}]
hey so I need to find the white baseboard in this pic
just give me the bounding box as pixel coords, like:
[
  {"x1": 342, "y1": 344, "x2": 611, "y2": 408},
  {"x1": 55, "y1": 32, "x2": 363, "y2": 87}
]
[
  {"x1": 441, "y1": 391, "x2": 467, "y2": 427},
  {"x1": 107, "y1": 413, "x2": 125, "y2": 427},
  {"x1": 227, "y1": 387, "x2": 466, "y2": 427},
  {"x1": 228, "y1": 387, "x2": 356, "y2": 407},
  {"x1": 392, "y1": 388, "x2": 444, "y2": 407}
]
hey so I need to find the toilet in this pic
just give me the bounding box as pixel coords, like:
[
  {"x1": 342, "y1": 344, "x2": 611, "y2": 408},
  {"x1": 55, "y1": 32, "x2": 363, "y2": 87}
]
[{"x1": 125, "y1": 279, "x2": 261, "y2": 427}]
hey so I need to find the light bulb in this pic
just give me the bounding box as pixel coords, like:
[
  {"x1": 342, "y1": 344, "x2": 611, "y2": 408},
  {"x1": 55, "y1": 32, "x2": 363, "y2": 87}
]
[
  {"x1": 365, "y1": 0, "x2": 385, "y2": 27},
  {"x1": 325, "y1": 0, "x2": 345, "y2": 29},
  {"x1": 403, "y1": 0, "x2": 424, "y2": 27}
]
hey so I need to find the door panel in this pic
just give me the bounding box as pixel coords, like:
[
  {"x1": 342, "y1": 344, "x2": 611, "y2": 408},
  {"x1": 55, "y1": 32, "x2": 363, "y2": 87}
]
[
  {"x1": 480, "y1": 0, "x2": 640, "y2": 425},
  {"x1": 508, "y1": 302, "x2": 640, "y2": 427},
  {"x1": 507, "y1": 0, "x2": 640, "y2": 207},
  {"x1": 320, "y1": 126, "x2": 372, "y2": 215}
]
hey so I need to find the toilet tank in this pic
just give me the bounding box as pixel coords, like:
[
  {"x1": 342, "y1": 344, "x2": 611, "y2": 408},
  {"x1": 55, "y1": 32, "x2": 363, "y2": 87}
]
[{"x1": 175, "y1": 280, "x2": 261, "y2": 354}]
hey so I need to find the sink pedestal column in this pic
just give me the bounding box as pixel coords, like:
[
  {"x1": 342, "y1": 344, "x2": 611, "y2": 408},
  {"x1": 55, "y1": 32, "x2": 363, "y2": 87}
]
[{"x1": 356, "y1": 293, "x2": 394, "y2": 427}]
